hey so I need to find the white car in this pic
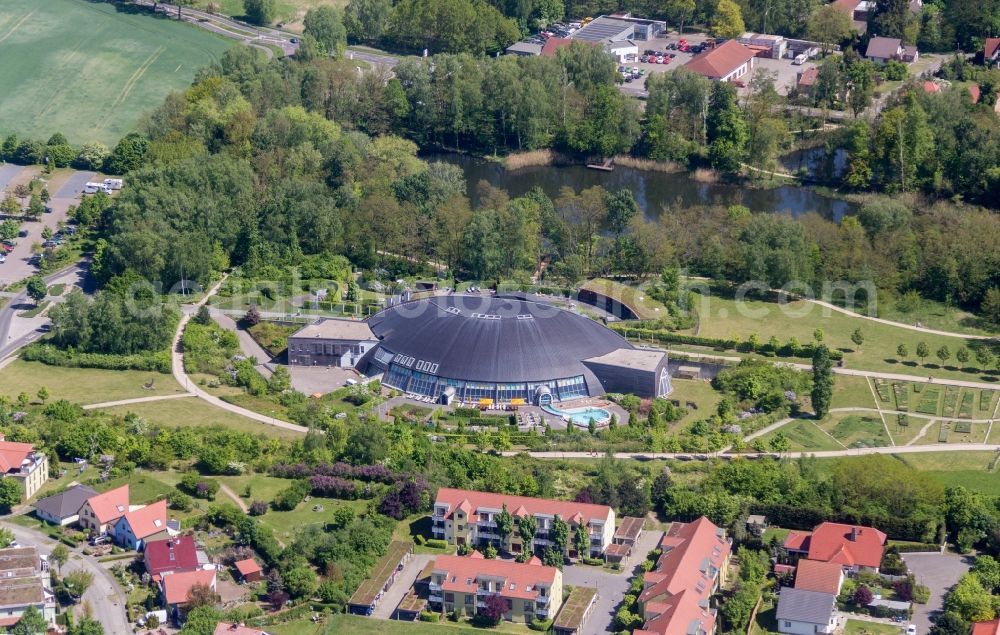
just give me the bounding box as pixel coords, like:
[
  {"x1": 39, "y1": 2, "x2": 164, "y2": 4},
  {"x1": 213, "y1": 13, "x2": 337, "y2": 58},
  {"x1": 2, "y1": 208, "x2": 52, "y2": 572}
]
[
  {"x1": 906, "y1": 625, "x2": 917, "y2": 635},
  {"x1": 0, "y1": 254, "x2": 5, "y2": 263}
]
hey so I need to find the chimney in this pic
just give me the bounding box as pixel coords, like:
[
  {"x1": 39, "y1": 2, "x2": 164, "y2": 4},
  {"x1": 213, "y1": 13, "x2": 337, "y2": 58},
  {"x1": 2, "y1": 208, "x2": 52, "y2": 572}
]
[{"x1": 849, "y1": 527, "x2": 858, "y2": 542}]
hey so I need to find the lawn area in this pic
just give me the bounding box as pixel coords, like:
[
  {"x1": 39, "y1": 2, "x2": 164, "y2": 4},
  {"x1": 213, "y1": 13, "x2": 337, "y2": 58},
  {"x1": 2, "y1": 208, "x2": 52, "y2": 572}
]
[
  {"x1": 933, "y1": 420, "x2": 988, "y2": 445},
  {"x1": 817, "y1": 413, "x2": 890, "y2": 448},
  {"x1": 861, "y1": 295, "x2": 996, "y2": 336},
  {"x1": 580, "y1": 278, "x2": 668, "y2": 320},
  {"x1": 667, "y1": 379, "x2": 722, "y2": 429},
  {"x1": 216, "y1": 473, "x2": 291, "y2": 503},
  {"x1": 831, "y1": 376, "x2": 878, "y2": 409},
  {"x1": 895, "y1": 451, "x2": 1000, "y2": 494},
  {"x1": 685, "y1": 292, "x2": 995, "y2": 381},
  {"x1": 0, "y1": 0, "x2": 233, "y2": 145},
  {"x1": 760, "y1": 420, "x2": 843, "y2": 451},
  {"x1": 844, "y1": 620, "x2": 902, "y2": 635},
  {"x1": 257, "y1": 497, "x2": 369, "y2": 544},
  {"x1": 0, "y1": 360, "x2": 184, "y2": 404},
  {"x1": 392, "y1": 514, "x2": 456, "y2": 555},
  {"x1": 100, "y1": 396, "x2": 305, "y2": 439}
]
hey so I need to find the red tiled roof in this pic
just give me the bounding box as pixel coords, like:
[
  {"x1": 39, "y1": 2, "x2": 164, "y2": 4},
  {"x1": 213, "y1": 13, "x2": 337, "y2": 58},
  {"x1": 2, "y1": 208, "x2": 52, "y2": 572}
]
[
  {"x1": 922, "y1": 81, "x2": 941, "y2": 93},
  {"x1": 0, "y1": 441, "x2": 35, "y2": 474},
  {"x1": 435, "y1": 488, "x2": 613, "y2": 525},
  {"x1": 86, "y1": 485, "x2": 130, "y2": 524},
  {"x1": 806, "y1": 523, "x2": 886, "y2": 569},
  {"x1": 831, "y1": 0, "x2": 860, "y2": 12},
  {"x1": 641, "y1": 588, "x2": 715, "y2": 635},
  {"x1": 162, "y1": 569, "x2": 216, "y2": 605},
  {"x1": 144, "y1": 535, "x2": 199, "y2": 577},
  {"x1": 985, "y1": 38, "x2": 1000, "y2": 59},
  {"x1": 119, "y1": 500, "x2": 168, "y2": 539},
  {"x1": 234, "y1": 559, "x2": 262, "y2": 577},
  {"x1": 969, "y1": 84, "x2": 982, "y2": 103},
  {"x1": 798, "y1": 67, "x2": 819, "y2": 87},
  {"x1": 794, "y1": 559, "x2": 844, "y2": 594},
  {"x1": 972, "y1": 620, "x2": 1000, "y2": 635},
  {"x1": 684, "y1": 40, "x2": 756, "y2": 79},
  {"x1": 541, "y1": 37, "x2": 574, "y2": 56},
  {"x1": 433, "y1": 554, "x2": 557, "y2": 601},
  {"x1": 213, "y1": 623, "x2": 269, "y2": 635},
  {"x1": 638, "y1": 517, "x2": 731, "y2": 635},
  {"x1": 783, "y1": 531, "x2": 811, "y2": 552}
]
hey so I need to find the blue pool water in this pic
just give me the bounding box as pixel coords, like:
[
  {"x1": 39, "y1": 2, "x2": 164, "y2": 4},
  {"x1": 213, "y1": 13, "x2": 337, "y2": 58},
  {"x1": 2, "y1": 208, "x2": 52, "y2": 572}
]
[{"x1": 542, "y1": 405, "x2": 612, "y2": 426}]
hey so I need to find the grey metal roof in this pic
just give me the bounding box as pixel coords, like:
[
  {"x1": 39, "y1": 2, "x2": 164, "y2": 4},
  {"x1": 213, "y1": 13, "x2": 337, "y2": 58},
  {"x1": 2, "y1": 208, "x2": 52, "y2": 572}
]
[
  {"x1": 865, "y1": 36, "x2": 901, "y2": 58},
  {"x1": 775, "y1": 587, "x2": 836, "y2": 624},
  {"x1": 33, "y1": 484, "x2": 96, "y2": 520},
  {"x1": 364, "y1": 294, "x2": 632, "y2": 383},
  {"x1": 506, "y1": 41, "x2": 543, "y2": 55},
  {"x1": 570, "y1": 17, "x2": 634, "y2": 43}
]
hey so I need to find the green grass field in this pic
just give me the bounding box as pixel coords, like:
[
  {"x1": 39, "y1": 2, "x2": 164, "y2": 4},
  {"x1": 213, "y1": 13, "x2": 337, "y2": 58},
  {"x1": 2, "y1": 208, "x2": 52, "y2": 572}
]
[
  {"x1": 0, "y1": 360, "x2": 184, "y2": 404},
  {"x1": 192, "y1": 0, "x2": 347, "y2": 31},
  {"x1": 761, "y1": 420, "x2": 843, "y2": 451},
  {"x1": 100, "y1": 397, "x2": 304, "y2": 439},
  {"x1": 267, "y1": 614, "x2": 536, "y2": 635},
  {"x1": 895, "y1": 451, "x2": 1000, "y2": 494},
  {"x1": 819, "y1": 413, "x2": 890, "y2": 448},
  {"x1": 686, "y1": 292, "x2": 996, "y2": 381},
  {"x1": 0, "y1": 0, "x2": 233, "y2": 145}
]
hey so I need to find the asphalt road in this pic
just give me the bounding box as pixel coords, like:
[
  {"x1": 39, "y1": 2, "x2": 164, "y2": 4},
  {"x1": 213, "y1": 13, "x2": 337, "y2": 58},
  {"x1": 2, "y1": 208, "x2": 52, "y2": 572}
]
[
  {"x1": 1, "y1": 520, "x2": 130, "y2": 635},
  {"x1": 0, "y1": 261, "x2": 89, "y2": 362}
]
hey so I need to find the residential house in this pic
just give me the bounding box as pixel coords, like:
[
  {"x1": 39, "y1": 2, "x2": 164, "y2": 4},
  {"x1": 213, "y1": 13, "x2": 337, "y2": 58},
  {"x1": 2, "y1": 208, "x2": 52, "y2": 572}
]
[
  {"x1": 607, "y1": 516, "x2": 645, "y2": 563},
  {"x1": 432, "y1": 488, "x2": 615, "y2": 558},
  {"x1": 428, "y1": 552, "x2": 563, "y2": 623},
  {"x1": 684, "y1": 40, "x2": 757, "y2": 82},
  {"x1": 830, "y1": 0, "x2": 871, "y2": 33},
  {"x1": 234, "y1": 558, "x2": 263, "y2": 584},
  {"x1": 865, "y1": 37, "x2": 918, "y2": 64},
  {"x1": 161, "y1": 569, "x2": 217, "y2": 620},
  {"x1": 213, "y1": 623, "x2": 274, "y2": 635},
  {"x1": 783, "y1": 522, "x2": 886, "y2": 573},
  {"x1": 33, "y1": 484, "x2": 96, "y2": 526},
  {"x1": 635, "y1": 516, "x2": 732, "y2": 635},
  {"x1": 984, "y1": 38, "x2": 1000, "y2": 67},
  {"x1": 0, "y1": 547, "x2": 55, "y2": 630},
  {"x1": 797, "y1": 67, "x2": 819, "y2": 95},
  {"x1": 775, "y1": 587, "x2": 838, "y2": 635},
  {"x1": 144, "y1": 535, "x2": 200, "y2": 581},
  {"x1": 793, "y1": 560, "x2": 844, "y2": 595},
  {"x1": 113, "y1": 499, "x2": 170, "y2": 551},
  {"x1": 78, "y1": 484, "x2": 130, "y2": 535},
  {"x1": 0, "y1": 438, "x2": 48, "y2": 501},
  {"x1": 972, "y1": 619, "x2": 1000, "y2": 635}
]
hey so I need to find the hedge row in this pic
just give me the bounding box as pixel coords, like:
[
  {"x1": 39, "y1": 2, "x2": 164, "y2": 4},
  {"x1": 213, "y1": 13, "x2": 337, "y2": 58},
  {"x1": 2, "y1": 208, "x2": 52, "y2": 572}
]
[
  {"x1": 892, "y1": 542, "x2": 941, "y2": 553},
  {"x1": 610, "y1": 327, "x2": 843, "y2": 361},
  {"x1": 750, "y1": 502, "x2": 939, "y2": 543},
  {"x1": 21, "y1": 343, "x2": 172, "y2": 373}
]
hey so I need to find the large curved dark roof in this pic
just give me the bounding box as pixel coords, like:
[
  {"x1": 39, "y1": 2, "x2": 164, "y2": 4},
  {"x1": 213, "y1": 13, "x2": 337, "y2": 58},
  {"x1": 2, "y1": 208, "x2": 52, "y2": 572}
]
[{"x1": 366, "y1": 294, "x2": 632, "y2": 383}]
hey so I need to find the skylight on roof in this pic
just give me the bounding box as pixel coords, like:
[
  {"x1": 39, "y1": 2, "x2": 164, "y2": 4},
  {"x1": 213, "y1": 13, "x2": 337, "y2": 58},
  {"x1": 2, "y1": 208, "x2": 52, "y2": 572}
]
[
  {"x1": 154, "y1": 519, "x2": 162, "y2": 527},
  {"x1": 116, "y1": 505, "x2": 125, "y2": 512}
]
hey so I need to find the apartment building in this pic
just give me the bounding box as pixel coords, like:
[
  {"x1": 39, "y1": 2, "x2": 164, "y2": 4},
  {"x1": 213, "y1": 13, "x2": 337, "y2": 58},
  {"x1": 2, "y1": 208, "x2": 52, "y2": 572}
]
[
  {"x1": 0, "y1": 547, "x2": 55, "y2": 629},
  {"x1": 432, "y1": 488, "x2": 615, "y2": 558},
  {"x1": 0, "y1": 438, "x2": 48, "y2": 501},
  {"x1": 636, "y1": 516, "x2": 732, "y2": 635},
  {"x1": 428, "y1": 552, "x2": 562, "y2": 623}
]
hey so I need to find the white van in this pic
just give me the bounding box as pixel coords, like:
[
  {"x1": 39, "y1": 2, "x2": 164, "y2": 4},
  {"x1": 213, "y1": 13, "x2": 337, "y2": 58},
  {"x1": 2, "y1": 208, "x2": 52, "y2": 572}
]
[
  {"x1": 103, "y1": 178, "x2": 123, "y2": 190},
  {"x1": 792, "y1": 53, "x2": 807, "y2": 65},
  {"x1": 83, "y1": 182, "x2": 111, "y2": 195}
]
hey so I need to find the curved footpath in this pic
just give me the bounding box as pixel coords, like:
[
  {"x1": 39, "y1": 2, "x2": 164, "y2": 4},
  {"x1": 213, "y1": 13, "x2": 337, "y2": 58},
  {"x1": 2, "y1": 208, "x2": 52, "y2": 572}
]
[
  {"x1": 500, "y1": 443, "x2": 1000, "y2": 461},
  {"x1": 170, "y1": 275, "x2": 308, "y2": 434},
  {"x1": 807, "y1": 298, "x2": 996, "y2": 340}
]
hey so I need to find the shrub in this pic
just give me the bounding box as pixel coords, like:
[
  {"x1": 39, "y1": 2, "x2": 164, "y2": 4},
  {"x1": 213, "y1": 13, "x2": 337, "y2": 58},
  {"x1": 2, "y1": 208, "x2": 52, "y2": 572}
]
[
  {"x1": 425, "y1": 539, "x2": 448, "y2": 549},
  {"x1": 529, "y1": 618, "x2": 553, "y2": 631},
  {"x1": 21, "y1": 343, "x2": 171, "y2": 372},
  {"x1": 167, "y1": 491, "x2": 193, "y2": 512},
  {"x1": 272, "y1": 480, "x2": 312, "y2": 511},
  {"x1": 249, "y1": 501, "x2": 268, "y2": 516},
  {"x1": 419, "y1": 611, "x2": 440, "y2": 622},
  {"x1": 414, "y1": 535, "x2": 426, "y2": 545}
]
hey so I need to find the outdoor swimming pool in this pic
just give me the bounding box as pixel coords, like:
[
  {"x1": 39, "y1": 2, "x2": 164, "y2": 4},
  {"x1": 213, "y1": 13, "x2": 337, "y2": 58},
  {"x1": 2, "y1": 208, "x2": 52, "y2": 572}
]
[{"x1": 542, "y1": 405, "x2": 612, "y2": 427}]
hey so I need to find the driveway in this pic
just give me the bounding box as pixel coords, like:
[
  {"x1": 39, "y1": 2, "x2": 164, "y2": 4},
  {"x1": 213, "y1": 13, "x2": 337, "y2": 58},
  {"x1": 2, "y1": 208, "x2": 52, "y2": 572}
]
[
  {"x1": 562, "y1": 528, "x2": 664, "y2": 635},
  {"x1": 1, "y1": 520, "x2": 131, "y2": 635},
  {"x1": 372, "y1": 554, "x2": 433, "y2": 619},
  {"x1": 903, "y1": 551, "x2": 972, "y2": 633}
]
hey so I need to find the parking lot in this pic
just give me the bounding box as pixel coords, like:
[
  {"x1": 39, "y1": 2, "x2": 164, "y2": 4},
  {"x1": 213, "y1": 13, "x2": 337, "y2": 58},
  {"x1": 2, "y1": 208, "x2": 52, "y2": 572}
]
[
  {"x1": 0, "y1": 169, "x2": 93, "y2": 286},
  {"x1": 902, "y1": 551, "x2": 972, "y2": 634},
  {"x1": 616, "y1": 32, "x2": 817, "y2": 98}
]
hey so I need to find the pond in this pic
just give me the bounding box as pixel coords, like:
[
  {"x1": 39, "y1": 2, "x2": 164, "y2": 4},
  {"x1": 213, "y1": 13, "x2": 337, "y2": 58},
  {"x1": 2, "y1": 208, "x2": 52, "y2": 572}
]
[{"x1": 432, "y1": 152, "x2": 855, "y2": 222}]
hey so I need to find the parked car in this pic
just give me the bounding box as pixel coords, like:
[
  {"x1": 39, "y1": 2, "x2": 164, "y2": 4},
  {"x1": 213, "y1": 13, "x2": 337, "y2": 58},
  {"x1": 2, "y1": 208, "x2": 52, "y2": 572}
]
[
  {"x1": 656, "y1": 55, "x2": 663, "y2": 63},
  {"x1": 0, "y1": 254, "x2": 6, "y2": 264},
  {"x1": 44, "y1": 205, "x2": 53, "y2": 213},
  {"x1": 906, "y1": 626, "x2": 917, "y2": 635}
]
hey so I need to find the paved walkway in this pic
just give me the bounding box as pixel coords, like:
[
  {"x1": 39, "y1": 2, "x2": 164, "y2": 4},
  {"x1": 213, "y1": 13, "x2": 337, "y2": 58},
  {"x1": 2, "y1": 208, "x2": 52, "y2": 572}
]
[
  {"x1": 82, "y1": 393, "x2": 196, "y2": 410},
  {"x1": 210, "y1": 309, "x2": 274, "y2": 378},
  {"x1": 500, "y1": 443, "x2": 1000, "y2": 460},
  {"x1": 171, "y1": 275, "x2": 308, "y2": 434}
]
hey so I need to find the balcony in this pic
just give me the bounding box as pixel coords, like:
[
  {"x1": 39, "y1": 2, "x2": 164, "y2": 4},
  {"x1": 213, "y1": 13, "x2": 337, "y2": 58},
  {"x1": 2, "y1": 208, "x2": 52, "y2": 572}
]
[
  {"x1": 430, "y1": 582, "x2": 442, "y2": 592},
  {"x1": 478, "y1": 520, "x2": 497, "y2": 529},
  {"x1": 430, "y1": 593, "x2": 443, "y2": 603},
  {"x1": 477, "y1": 588, "x2": 500, "y2": 597},
  {"x1": 535, "y1": 608, "x2": 550, "y2": 617},
  {"x1": 591, "y1": 538, "x2": 603, "y2": 546},
  {"x1": 536, "y1": 595, "x2": 551, "y2": 606}
]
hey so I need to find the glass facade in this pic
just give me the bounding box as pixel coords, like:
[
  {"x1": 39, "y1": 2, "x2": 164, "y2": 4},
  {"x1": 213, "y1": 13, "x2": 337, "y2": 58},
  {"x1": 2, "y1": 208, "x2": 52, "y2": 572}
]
[{"x1": 381, "y1": 362, "x2": 590, "y2": 404}]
